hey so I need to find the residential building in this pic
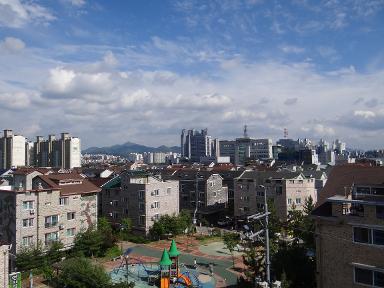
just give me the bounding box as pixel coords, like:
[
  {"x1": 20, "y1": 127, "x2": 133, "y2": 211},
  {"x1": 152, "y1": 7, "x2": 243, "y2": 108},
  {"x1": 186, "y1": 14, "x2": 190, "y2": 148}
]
[
  {"x1": 312, "y1": 165, "x2": 384, "y2": 288},
  {"x1": 0, "y1": 170, "x2": 100, "y2": 253},
  {"x1": 101, "y1": 171, "x2": 179, "y2": 234},
  {"x1": 234, "y1": 171, "x2": 317, "y2": 221},
  {"x1": 25, "y1": 141, "x2": 34, "y2": 167},
  {"x1": 0, "y1": 130, "x2": 26, "y2": 170},
  {"x1": 180, "y1": 129, "x2": 218, "y2": 162},
  {"x1": 34, "y1": 133, "x2": 81, "y2": 169},
  {"x1": 164, "y1": 170, "x2": 228, "y2": 222}
]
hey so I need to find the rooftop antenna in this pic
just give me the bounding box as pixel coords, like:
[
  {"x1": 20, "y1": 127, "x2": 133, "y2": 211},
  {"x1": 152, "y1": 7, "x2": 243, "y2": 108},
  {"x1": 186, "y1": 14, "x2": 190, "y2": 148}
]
[
  {"x1": 284, "y1": 128, "x2": 288, "y2": 139},
  {"x1": 244, "y1": 124, "x2": 248, "y2": 138}
]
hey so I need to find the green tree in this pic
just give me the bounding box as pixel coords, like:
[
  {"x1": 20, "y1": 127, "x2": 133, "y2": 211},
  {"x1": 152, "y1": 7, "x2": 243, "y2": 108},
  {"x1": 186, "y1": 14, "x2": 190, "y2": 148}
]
[
  {"x1": 98, "y1": 217, "x2": 118, "y2": 250},
  {"x1": 55, "y1": 257, "x2": 111, "y2": 288},
  {"x1": 73, "y1": 228, "x2": 104, "y2": 257},
  {"x1": 223, "y1": 233, "x2": 240, "y2": 268}
]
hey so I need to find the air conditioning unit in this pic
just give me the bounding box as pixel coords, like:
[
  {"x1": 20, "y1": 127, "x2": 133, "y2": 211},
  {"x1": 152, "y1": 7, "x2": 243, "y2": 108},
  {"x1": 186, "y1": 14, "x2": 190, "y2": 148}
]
[
  {"x1": 59, "y1": 224, "x2": 65, "y2": 230},
  {"x1": 110, "y1": 201, "x2": 113, "y2": 205},
  {"x1": 151, "y1": 192, "x2": 154, "y2": 196},
  {"x1": 109, "y1": 212, "x2": 113, "y2": 217},
  {"x1": 151, "y1": 204, "x2": 154, "y2": 208},
  {"x1": 29, "y1": 209, "x2": 35, "y2": 215}
]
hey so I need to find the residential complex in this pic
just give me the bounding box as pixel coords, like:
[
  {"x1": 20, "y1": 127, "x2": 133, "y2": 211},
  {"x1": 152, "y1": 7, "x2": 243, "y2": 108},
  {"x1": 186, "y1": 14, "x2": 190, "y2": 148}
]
[
  {"x1": 100, "y1": 171, "x2": 179, "y2": 234},
  {"x1": 313, "y1": 165, "x2": 384, "y2": 288},
  {"x1": 234, "y1": 170, "x2": 317, "y2": 221},
  {"x1": 34, "y1": 133, "x2": 81, "y2": 169},
  {"x1": 0, "y1": 169, "x2": 100, "y2": 253},
  {"x1": 0, "y1": 130, "x2": 81, "y2": 169}
]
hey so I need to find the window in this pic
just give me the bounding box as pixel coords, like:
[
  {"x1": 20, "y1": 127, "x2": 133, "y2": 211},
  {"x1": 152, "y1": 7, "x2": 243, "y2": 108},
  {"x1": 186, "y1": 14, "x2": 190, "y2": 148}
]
[
  {"x1": 354, "y1": 227, "x2": 384, "y2": 246},
  {"x1": 22, "y1": 236, "x2": 33, "y2": 246},
  {"x1": 354, "y1": 266, "x2": 384, "y2": 287},
  {"x1": 296, "y1": 198, "x2": 301, "y2": 205},
  {"x1": 22, "y1": 218, "x2": 34, "y2": 227},
  {"x1": 212, "y1": 192, "x2": 217, "y2": 197},
  {"x1": 298, "y1": 180, "x2": 303, "y2": 184},
  {"x1": 139, "y1": 203, "x2": 145, "y2": 211},
  {"x1": 122, "y1": 197, "x2": 128, "y2": 202},
  {"x1": 67, "y1": 212, "x2": 75, "y2": 220},
  {"x1": 45, "y1": 232, "x2": 59, "y2": 245},
  {"x1": 22, "y1": 201, "x2": 34, "y2": 210},
  {"x1": 139, "y1": 215, "x2": 146, "y2": 226},
  {"x1": 275, "y1": 186, "x2": 283, "y2": 195},
  {"x1": 373, "y1": 229, "x2": 384, "y2": 245},
  {"x1": 210, "y1": 182, "x2": 214, "y2": 187},
  {"x1": 287, "y1": 198, "x2": 292, "y2": 205},
  {"x1": 152, "y1": 202, "x2": 160, "y2": 209},
  {"x1": 124, "y1": 208, "x2": 129, "y2": 214},
  {"x1": 59, "y1": 197, "x2": 69, "y2": 206},
  {"x1": 289, "y1": 180, "x2": 294, "y2": 184},
  {"x1": 377, "y1": 206, "x2": 384, "y2": 219},
  {"x1": 257, "y1": 191, "x2": 264, "y2": 197},
  {"x1": 66, "y1": 228, "x2": 75, "y2": 237},
  {"x1": 257, "y1": 203, "x2": 264, "y2": 210},
  {"x1": 138, "y1": 190, "x2": 145, "y2": 200},
  {"x1": 45, "y1": 215, "x2": 59, "y2": 228},
  {"x1": 153, "y1": 214, "x2": 160, "y2": 221},
  {"x1": 354, "y1": 227, "x2": 371, "y2": 244},
  {"x1": 112, "y1": 212, "x2": 119, "y2": 219},
  {"x1": 113, "y1": 200, "x2": 119, "y2": 207},
  {"x1": 167, "y1": 188, "x2": 171, "y2": 195}
]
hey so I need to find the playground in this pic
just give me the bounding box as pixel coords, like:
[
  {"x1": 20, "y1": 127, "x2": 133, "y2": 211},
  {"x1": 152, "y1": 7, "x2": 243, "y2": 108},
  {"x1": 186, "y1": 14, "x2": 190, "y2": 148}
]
[{"x1": 110, "y1": 240, "x2": 216, "y2": 288}]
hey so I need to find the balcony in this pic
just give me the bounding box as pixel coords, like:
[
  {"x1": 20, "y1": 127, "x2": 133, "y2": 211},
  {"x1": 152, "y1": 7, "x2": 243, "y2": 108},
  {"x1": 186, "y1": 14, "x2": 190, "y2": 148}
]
[
  {"x1": 45, "y1": 222, "x2": 58, "y2": 228},
  {"x1": 342, "y1": 203, "x2": 364, "y2": 217}
]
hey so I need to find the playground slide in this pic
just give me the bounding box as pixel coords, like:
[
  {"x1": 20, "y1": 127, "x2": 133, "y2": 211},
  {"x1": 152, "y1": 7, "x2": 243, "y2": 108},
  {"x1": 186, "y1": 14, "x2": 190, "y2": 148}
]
[
  {"x1": 178, "y1": 274, "x2": 192, "y2": 286},
  {"x1": 161, "y1": 278, "x2": 169, "y2": 288}
]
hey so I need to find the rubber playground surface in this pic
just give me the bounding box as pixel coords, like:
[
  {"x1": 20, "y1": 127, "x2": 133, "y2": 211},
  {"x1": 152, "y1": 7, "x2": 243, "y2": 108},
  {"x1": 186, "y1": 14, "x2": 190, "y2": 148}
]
[{"x1": 106, "y1": 242, "x2": 241, "y2": 287}]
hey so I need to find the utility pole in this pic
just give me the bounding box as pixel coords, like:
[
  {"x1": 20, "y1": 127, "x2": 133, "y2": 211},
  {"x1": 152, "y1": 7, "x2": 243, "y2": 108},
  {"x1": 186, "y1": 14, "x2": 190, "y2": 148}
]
[
  {"x1": 193, "y1": 171, "x2": 199, "y2": 225},
  {"x1": 244, "y1": 184, "x2": 271, "y2": 287},
  {"x1": 262, "y1": 185, "x2": 271, "y2": 286}
]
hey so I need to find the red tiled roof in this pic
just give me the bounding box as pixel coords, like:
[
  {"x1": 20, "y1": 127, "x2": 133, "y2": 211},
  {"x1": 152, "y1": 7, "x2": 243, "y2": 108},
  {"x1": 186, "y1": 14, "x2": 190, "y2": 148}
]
[
  {"x1": 36, "y1": 174, "x2": 101, "y2": 196},
  {"x1": 318, "y1": 165, "x2": 384, "y2": 206}
]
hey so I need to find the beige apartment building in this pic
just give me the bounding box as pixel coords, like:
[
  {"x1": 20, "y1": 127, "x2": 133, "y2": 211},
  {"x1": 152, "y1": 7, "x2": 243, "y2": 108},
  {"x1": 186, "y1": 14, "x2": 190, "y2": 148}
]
[
  {"x1": 313, "y1": 165, "x2": 384, "y2": 288},
  {"x1": 234, "y1": 171, "x2": 317, "y2": 221},
  {"x1": 0, "y1": 170, "x2": 100, "y2": 253},
  {"x1": 101, "y1": 171, "x2": 179, "y2": 234}
]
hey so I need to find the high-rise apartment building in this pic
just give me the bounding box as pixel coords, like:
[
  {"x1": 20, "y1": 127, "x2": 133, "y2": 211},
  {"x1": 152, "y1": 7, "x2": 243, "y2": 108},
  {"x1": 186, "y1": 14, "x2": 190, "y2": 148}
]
[
  {"x1": 0, "y1": 130, "x2": 26, "y2": 170},
  {"x1": 180, "y1": 129, "x2": 218, "y2": 162},
  {"x1": 34, "y1": 133, "x2": 81, "y2": 169}
]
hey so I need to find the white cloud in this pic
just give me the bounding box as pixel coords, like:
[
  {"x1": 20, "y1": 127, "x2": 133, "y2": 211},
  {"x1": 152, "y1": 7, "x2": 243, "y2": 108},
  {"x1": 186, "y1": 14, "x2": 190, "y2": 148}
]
[
  {"x1": 280, "y1": 45, "x2": 305, "y2": 54},
  {"x1": 0, "y1": 0, "x2": 55, "y2": 28},
  {"x1": 0, "y1": 91, "x2": 31, "y2": 109},
  {"x1": 0, "y1": 37, "x2": 25, "y2": 52},
  {"x1": 67, "y1": 0, "x2": 86, "y2": 7},
  {"x1": 354, "y1": 110, "x2": 376, "y2": 119}
]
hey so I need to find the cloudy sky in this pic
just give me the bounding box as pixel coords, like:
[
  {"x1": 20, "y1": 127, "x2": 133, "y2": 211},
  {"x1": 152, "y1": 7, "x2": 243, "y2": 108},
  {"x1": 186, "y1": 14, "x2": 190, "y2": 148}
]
[{"x1": 0, "y1": 0, "x2": 383, "y2": 149}]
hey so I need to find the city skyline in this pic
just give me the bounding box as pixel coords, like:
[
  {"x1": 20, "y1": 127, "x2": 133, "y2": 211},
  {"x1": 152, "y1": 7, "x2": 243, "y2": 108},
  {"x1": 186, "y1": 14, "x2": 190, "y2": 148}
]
[{"x1": 0, "y1": 1, "x2": 383, "y2": 149}]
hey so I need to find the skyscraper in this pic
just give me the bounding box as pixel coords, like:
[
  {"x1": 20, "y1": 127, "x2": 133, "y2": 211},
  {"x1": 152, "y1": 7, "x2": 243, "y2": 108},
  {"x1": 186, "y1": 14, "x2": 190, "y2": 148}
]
[{"x1": 180, "y1": 129, "x2": 217, "y2": 162}]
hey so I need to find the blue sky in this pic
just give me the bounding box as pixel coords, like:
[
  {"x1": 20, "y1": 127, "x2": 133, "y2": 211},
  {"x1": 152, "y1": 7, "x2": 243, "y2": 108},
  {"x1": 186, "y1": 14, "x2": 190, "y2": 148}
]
[{"x1": 0, "y1": 0, "x2": 383, "y2": 149}]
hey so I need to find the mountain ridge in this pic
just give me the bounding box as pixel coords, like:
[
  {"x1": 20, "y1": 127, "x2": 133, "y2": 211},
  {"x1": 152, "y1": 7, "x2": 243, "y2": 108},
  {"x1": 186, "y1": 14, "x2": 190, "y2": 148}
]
[{"x1": 82, "y1": 141, "x2": 180, "y2": 156}]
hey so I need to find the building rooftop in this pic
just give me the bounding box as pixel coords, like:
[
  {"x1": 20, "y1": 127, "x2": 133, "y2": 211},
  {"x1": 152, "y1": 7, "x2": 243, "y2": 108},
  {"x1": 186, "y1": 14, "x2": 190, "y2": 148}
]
[{"x1": 318, "y1": 165, "x2": 384, "y2": 206}]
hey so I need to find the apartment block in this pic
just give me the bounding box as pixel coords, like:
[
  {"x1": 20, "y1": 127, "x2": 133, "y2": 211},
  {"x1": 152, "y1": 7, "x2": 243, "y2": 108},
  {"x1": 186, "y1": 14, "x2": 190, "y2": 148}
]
[
  {"x1": 234, "y1": 171, "x2": 317, "y2": 221},
  {"x1": 34, "y1": 133, "x2": 81, "y2": 169},
  {"x1": 313, "y1": 165, "x2": 384, "y2": 288},
  {"x1": 0, "y1": 170, "x2": 100, "y2": 253},
  {"x1": 163, "y1": 170, "x2": 228, "y2": 220},
  {"x1": 101, "y1": 171, "x2": 179, "y2": 234},
  {"x1": 0, "y1": 130, "x2": 26, "y2": 170}
]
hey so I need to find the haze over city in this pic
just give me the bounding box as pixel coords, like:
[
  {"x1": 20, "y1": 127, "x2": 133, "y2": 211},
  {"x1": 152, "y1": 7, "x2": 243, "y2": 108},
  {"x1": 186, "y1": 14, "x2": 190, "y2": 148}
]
[{"x1": 0, "y1": 0, "x2": 383, "y2": 149}]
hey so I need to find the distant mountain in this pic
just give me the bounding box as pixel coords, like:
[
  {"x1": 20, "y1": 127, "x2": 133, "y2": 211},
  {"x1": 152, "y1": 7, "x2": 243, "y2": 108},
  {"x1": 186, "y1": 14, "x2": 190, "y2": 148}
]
[{"x1": 82, "y1": 141, "x2": 180, "y2": 156}]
